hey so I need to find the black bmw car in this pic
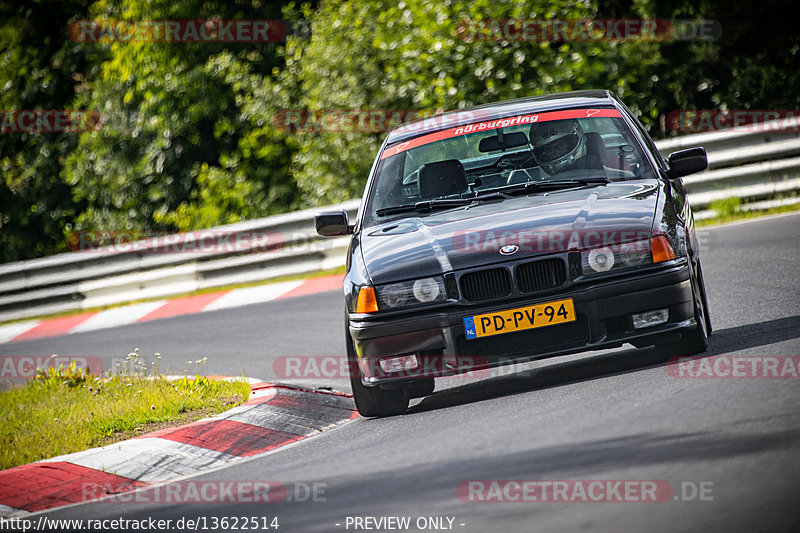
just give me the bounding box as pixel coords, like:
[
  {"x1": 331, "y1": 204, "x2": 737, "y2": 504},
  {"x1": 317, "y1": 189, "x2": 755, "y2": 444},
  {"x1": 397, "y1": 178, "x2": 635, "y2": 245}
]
[{"x1": 316, "y1": 90, "x2": 712, "y2": 417}]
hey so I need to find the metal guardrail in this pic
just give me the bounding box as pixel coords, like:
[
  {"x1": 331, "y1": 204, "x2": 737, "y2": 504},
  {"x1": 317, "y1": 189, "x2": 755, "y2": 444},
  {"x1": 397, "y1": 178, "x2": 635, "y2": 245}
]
[
  {"x1": 2, "y1": 122, "x2": 799, "y2": 322},
  {"x1": 656, "y1": 121, "x2": 800, "y2": 212},
  {"x1": 0, "y1": 201, "x2": 359, "y2": 322}
]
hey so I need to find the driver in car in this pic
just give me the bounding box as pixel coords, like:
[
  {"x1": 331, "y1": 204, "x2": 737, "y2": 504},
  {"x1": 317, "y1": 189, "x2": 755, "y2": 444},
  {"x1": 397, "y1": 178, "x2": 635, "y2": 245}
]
[{"x1": 530, "y1": 118, "x2": 634, "y2": 179}]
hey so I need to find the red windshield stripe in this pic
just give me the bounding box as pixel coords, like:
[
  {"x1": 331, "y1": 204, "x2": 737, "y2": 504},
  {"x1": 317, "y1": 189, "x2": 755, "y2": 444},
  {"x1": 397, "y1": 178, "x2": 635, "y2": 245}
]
[{"x1": 380, "y1": 107, "x2": 622, "y2": 160}]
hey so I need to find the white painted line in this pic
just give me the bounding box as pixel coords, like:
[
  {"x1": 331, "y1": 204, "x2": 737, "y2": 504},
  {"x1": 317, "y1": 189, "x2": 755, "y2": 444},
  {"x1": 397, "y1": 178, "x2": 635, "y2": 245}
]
[
  {"x1": 249, "y1": 387, "x2": 278, "y2": 400},
  {"x1": 69, "y1": 301, "x2": 167, "y2": 334},
  {"x1": 0, "y1": 321, "x2": 39, "y2": 344},
  {"x1": 0, "y1": 503, "x2": 29, "y2": 518},
  {"x1": 705, "y1": 210, "x2": 800, "y2": 230},
  {"x1": 201, "y1": 280, "x2": 304, "y2": 312},
  {"x1": 43, "y1": 438, "x2": 239, "y2": 483},
  {"x1": 239, "y1": 376, "x2": 266, "y2": 385}
]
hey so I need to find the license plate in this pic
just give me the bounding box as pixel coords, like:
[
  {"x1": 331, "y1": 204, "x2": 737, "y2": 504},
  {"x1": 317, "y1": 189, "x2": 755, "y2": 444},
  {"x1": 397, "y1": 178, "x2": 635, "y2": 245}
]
[{"x1": 463, "y1": 298, "x2": 576, "y2": 340}]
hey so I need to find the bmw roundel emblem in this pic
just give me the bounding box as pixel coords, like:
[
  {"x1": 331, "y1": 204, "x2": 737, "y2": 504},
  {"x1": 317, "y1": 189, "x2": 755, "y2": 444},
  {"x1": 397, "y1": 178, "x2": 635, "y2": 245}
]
[{"x1": 499, "y1": 244, "x2": 519, "y2": 256}]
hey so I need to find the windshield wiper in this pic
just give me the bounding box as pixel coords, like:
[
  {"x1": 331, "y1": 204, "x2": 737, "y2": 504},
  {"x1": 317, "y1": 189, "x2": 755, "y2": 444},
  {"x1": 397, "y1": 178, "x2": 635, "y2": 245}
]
[
  {"x1": 375, "y1": 192, "x2": 512, "y2": 216},
  {"x1": 375, "y1": 198, "x2": 472, "y2": 216},
  {"x1": 472, "y1": 190, "x2": 513, "y2": 201},
  {"x1": 503, "y1": 176, "x2": 610, "y2": 195},
  {"x1": 376, "y1": 178, "x2": 609, "y2": 215}
]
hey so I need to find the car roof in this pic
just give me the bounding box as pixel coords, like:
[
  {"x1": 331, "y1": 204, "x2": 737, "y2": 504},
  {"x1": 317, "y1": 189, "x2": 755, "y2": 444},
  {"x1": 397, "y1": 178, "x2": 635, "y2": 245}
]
[{"x1": 385, "y1": 89, "x2": 616, "y2": 144}]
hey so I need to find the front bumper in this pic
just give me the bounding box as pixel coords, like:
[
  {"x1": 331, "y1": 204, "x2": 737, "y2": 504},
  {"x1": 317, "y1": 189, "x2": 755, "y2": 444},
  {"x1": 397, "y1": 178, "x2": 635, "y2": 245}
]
[{"x1": 349, "y1": 262, "x2": 695, "y2": 386}]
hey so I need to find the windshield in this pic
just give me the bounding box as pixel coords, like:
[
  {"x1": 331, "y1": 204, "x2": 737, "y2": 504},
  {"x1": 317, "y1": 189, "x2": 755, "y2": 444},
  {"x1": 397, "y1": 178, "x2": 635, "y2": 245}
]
[{"x1": 366, "y1": 108, "x2": 656, "y2": 225}]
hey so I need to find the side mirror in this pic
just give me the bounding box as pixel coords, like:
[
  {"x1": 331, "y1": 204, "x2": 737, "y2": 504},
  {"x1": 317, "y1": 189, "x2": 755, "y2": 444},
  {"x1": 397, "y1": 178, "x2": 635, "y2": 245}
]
[
  {"x1": 315, "y1": 210, "x2": 353, "y2": 236},
  {"x1": 667, "y1": 147, "x2": 708, "y2": 179}
]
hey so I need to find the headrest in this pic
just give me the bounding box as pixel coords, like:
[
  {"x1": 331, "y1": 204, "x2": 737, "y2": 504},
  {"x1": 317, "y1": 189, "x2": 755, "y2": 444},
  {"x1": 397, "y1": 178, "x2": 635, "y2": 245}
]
[
  {"x1": 418, "y1": 159, "x2": 468, "y2": 199},
  {"x1": 583, "y1": 132, "x2": 606, "y2": 169},
  {"x1": 584, "y1": 132, "x2": 605, "y2": 157}
]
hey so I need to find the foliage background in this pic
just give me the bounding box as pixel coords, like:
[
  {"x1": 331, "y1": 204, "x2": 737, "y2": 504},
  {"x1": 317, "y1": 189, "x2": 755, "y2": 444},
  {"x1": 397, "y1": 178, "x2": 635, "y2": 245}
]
[{"x1": 1, "y1": 0, "x2": 797, "y2": 262}]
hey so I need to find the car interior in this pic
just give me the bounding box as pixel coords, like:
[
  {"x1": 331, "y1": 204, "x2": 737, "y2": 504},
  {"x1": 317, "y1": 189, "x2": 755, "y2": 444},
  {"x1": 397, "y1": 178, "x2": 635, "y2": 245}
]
[{"x1": 375, "y1": 118, "x2": 651, "y2": 211}]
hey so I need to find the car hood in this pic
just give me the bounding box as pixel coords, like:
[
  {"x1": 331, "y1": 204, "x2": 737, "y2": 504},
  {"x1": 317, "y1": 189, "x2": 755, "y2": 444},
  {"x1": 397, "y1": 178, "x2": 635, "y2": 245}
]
[{"x1": 360, "y1": 180, "x2": 660, "y2": 284}]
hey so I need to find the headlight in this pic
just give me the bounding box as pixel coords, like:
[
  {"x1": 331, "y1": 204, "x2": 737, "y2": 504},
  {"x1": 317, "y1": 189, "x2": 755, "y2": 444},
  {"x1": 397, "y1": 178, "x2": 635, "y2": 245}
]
[
  {"x1": 587, "y1": 247, "x2": 616, "y2": 272},
  {"x1": 581, "y1": 239, "x2": 652, "y2": 275},
  {"x1": 377, "y1": 277, "x2": 446, "y2": 309},
  {"x1": 382, "y1": 283, "x2": 409, "y2": 307},
  {"x1": 413, "y1": 278, "x2": 441, "y2": 302}
]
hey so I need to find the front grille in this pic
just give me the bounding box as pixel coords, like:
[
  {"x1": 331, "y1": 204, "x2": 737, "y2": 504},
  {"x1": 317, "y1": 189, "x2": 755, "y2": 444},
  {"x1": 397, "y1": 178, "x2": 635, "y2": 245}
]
[
  {"x1": 455, "y1": 316, "x2": 589, "y2": 361},
  {"x1": 459, "y1": 268, "x2": 512, "y2": 302},
  {"x1": 515, "y1": 258, "x2": 567, "y2": 293}
]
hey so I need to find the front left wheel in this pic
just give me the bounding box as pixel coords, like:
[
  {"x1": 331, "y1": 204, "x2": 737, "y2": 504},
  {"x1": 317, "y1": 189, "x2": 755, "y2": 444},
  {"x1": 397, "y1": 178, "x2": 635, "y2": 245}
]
[
  {"x1": 657, "y1": 260, "x2": 710, "y2": 357},
  {"x1": 349, "y1": 370, "x2": 410, "y2": 417},
  {"x1": 345, "y1": 322, "x2": 409, "y2": 417}
]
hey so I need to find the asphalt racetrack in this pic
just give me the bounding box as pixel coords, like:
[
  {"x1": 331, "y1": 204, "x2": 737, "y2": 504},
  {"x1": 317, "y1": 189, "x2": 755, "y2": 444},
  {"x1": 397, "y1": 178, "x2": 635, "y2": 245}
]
[{"x1": 5, "y1": 212, "x2": 799, "y2": 532}]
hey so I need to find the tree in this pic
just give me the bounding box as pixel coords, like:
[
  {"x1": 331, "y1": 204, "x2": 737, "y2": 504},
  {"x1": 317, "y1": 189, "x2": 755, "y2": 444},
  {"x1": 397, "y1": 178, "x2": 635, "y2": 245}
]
[
  {"x1": 0, "y1": 0, "x2": 99, "y2": 262},
  {"x1": 64, "y1": 0, "x2": 300, "y2": 234},
  {"x1": 1, "y1": 0, "x2": 796, "y2": 261},
  {"x1": 278, "y1": 0, "x2": 661, "y2": 205},
  {"x1": 629, "y1": 0, "x2": 800, "y2": 136}
]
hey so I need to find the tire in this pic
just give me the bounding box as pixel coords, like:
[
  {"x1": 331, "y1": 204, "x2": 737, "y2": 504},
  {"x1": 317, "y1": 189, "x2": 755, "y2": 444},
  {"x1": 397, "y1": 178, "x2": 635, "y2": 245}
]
[
  {"x1": 345, "y1": 321, "x2": 409, "y2": 417},
  {"x1": 657, "y1": 260, "x2": 710, "y2": 358},
  {"x1": 698, "y1": 262, "x2": 712, "y2": 335}
]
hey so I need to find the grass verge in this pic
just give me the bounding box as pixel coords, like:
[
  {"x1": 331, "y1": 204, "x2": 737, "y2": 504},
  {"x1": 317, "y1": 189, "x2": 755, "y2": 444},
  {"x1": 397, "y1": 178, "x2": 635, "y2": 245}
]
[
  {"x1": 696, "y1": 197, "x2": 800, "y2": 226},
  {"x1": 0, "y1": 360, "x2": 250, "y2": 470}
]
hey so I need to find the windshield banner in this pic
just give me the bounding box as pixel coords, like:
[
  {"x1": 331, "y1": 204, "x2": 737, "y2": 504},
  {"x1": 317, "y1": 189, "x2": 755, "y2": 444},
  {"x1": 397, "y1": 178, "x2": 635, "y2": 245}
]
[{"x1": 380, "y1": 107, "x2": 622, "y2": 160}]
